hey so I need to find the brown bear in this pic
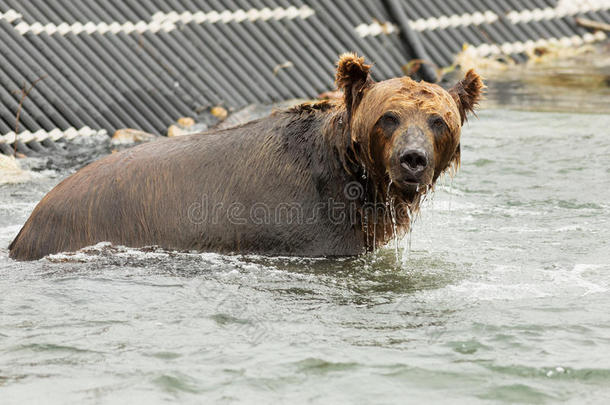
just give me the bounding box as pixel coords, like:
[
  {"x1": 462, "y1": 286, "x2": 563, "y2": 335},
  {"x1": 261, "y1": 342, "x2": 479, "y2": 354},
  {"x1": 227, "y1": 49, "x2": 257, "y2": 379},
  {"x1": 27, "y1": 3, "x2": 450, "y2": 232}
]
[{"x1": 9, "y1": 54, "x2": 483, "y2": 261}]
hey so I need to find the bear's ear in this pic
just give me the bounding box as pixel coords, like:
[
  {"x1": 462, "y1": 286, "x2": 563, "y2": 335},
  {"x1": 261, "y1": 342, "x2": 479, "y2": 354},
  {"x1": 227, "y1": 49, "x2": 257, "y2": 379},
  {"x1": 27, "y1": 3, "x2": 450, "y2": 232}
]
[
  {"x1": 449, "y1": 69, "x2": 484, "y2": 125},
  {"x1": 335, "y1": 53, "x2": 374, "y2": 120}
]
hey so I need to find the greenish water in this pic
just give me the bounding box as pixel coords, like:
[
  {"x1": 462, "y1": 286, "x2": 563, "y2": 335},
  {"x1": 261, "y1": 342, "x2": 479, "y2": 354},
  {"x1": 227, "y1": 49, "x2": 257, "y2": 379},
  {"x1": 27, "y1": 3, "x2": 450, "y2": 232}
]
[{"x1": 1, "y1": 104, "x2": 610, "y2": 403}]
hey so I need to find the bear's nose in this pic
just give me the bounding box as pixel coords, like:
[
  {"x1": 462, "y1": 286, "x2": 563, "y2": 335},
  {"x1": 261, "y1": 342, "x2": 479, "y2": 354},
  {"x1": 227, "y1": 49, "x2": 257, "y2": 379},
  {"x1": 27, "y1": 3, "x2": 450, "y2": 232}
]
[{"x1": 400, "y1": 149, "x2": 428, "y2": 175}]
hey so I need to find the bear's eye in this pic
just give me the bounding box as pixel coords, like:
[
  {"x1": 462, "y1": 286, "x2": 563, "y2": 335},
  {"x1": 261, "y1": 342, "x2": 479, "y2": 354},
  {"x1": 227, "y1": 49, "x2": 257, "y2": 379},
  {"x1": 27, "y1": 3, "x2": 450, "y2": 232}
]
[
  {"x1": 377, "y1": 112, "x2": 400, "y2": 135},
  {"x1": 428, "y1": 115, "x2": 449, "y2": 134}
]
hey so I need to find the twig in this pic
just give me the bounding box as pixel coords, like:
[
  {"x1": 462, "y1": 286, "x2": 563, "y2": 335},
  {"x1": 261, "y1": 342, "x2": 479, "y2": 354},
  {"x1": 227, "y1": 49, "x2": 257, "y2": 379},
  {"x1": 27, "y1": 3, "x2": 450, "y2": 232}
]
[{"x1": 12, "y1": 75, "x2": 46, "y2": 156}]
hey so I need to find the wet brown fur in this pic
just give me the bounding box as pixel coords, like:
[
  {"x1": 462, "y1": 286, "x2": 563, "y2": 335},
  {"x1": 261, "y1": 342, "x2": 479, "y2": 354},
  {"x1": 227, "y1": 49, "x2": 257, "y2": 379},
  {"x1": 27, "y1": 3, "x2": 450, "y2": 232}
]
[{"x1": 9, "y1": 54, "x2": 483, "y2": 260}]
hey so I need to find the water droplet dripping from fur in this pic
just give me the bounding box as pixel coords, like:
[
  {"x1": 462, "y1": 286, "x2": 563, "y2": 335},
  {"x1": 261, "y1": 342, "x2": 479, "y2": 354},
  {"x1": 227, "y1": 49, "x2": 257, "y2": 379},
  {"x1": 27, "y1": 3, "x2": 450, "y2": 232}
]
[
  {"x1": 386, "y1": 181, "x2": 399, "y2": 262},
  {"x1": 362, "y1": 167, "x2": 369, "y2": 251},
  {"x1": 372, "y1": 191, "x2": 377, "y2": 253},
  {"x1": 402, "y1": 207, "x2": 414, "y2": 263}
]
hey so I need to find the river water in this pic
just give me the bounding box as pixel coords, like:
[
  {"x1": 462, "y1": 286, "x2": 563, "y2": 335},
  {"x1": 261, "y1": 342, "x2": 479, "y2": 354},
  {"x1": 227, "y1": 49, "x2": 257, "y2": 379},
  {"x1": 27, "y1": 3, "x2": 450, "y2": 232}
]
[{"x1": 1, "y1": 72, "x2": 610, "y2": 403}]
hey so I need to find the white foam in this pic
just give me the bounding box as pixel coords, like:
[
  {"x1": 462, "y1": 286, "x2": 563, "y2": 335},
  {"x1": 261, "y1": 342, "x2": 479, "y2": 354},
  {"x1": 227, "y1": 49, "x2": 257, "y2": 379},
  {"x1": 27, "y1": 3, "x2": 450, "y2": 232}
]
[
  {"x1": 416, "y1": 263, "x2": 609, "y2": 302},
  {"x1": 560, "y1": 264, "x2": 608, "y2": 296}
]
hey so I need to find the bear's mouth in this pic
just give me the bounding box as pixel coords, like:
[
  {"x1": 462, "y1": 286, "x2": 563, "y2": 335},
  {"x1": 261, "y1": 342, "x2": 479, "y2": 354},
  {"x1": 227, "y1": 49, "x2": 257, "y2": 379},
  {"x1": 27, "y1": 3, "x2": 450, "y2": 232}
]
[
  {"x1": 398, "y1": 178, "x2": 419, "y2": 187},
  {"x1": 395, "y1": 177, "x2": 427, "y2": 191},
  {"x1": 391, "y1": 163, "x2": 433, "y2": 193},
  {"x1": 392, "y1": 179, "x2": 425, "y2": 202}
]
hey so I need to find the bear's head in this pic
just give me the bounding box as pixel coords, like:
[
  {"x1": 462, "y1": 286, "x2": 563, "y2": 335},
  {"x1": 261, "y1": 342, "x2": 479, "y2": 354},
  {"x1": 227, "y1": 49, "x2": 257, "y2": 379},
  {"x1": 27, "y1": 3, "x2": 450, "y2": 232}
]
[{"x1": 335, "y1": 53, "x2": 484, "y2": 205}]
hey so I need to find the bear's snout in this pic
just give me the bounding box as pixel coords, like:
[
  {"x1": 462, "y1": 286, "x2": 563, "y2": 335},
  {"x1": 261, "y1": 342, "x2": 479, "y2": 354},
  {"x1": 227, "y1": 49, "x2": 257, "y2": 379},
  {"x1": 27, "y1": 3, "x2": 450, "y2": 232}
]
[
  {"x1": 399, "y1": 149, "x2": 428, "y2": 183},
  {"x1": 390, "y1": 125, "x2": 434, "y2": 189}
]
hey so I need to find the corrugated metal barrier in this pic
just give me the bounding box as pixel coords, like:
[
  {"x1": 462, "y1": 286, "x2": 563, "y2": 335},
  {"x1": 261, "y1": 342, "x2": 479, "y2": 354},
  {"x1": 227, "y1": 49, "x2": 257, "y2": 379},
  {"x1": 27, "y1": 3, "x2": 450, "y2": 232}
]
[{"x1": 0, "y1": 0, "x2": 609, "y2": 154}]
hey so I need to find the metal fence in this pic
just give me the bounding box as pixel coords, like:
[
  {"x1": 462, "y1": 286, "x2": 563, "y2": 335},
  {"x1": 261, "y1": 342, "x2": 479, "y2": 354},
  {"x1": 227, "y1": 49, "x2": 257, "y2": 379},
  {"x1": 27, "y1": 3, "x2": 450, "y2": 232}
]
[{"x1": 0, "y1": 0, "x2": 608, "y2": 154}]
